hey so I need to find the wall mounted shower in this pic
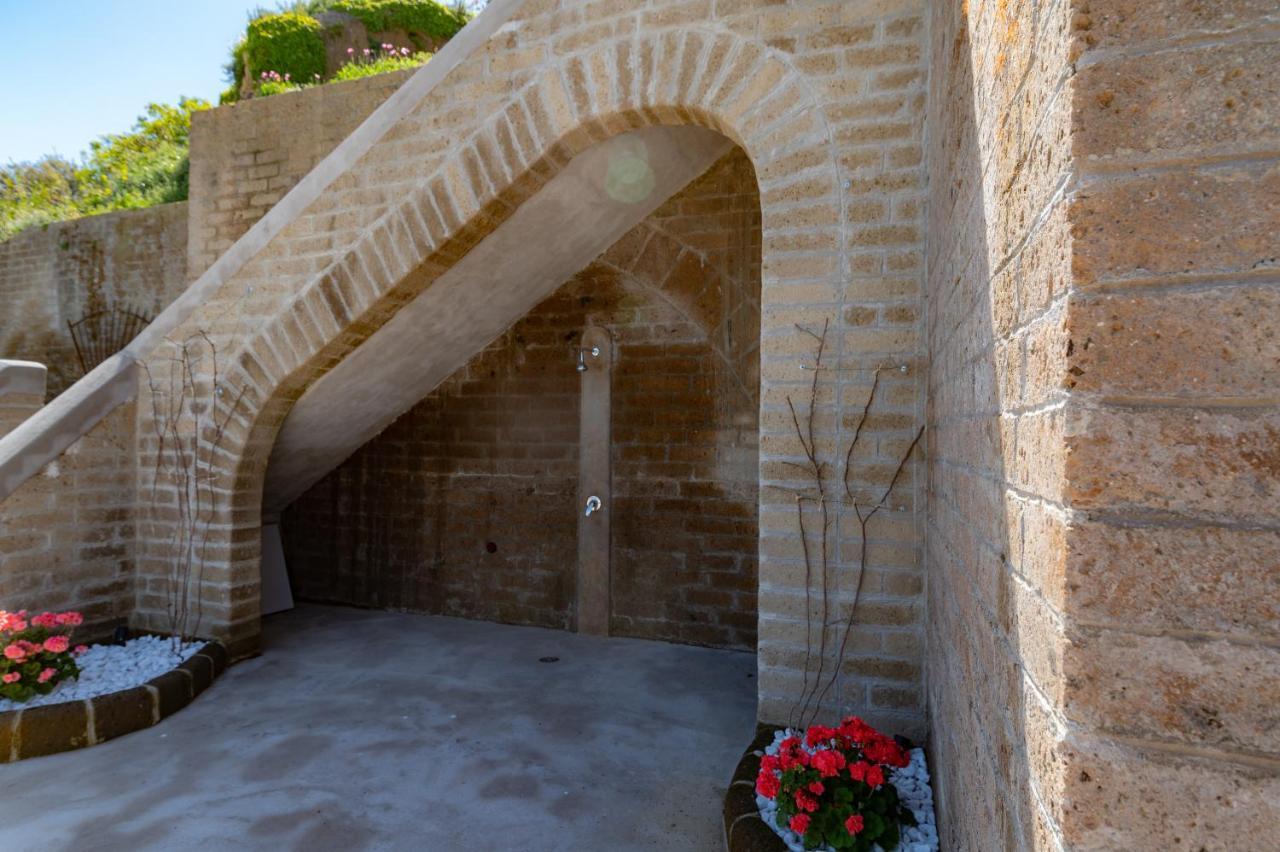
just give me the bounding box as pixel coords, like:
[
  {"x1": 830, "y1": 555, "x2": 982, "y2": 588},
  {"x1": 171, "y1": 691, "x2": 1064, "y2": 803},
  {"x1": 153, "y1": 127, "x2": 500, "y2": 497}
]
[{"x1": 576, "y1": 346, "x2": 601, "y2": 372}]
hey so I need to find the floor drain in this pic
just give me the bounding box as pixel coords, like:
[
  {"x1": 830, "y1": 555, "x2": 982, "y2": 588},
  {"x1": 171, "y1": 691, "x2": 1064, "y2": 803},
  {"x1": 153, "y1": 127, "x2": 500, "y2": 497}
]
[{"x1": 538, "y1": 656, "x2": 560, "y2": 663}]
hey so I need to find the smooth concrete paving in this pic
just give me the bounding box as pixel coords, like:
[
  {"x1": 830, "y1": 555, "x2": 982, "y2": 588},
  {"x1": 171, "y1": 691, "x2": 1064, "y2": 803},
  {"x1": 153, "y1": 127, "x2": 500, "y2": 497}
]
[{"x1": 0, "y1": 605, "x2": 757, "y2": 851}]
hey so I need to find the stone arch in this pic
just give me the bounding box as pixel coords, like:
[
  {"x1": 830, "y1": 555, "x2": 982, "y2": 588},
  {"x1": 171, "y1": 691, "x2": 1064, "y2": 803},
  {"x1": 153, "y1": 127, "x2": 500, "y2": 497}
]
[{"x1": 185, "y1": 27, "x2": 842, "y2": 655}]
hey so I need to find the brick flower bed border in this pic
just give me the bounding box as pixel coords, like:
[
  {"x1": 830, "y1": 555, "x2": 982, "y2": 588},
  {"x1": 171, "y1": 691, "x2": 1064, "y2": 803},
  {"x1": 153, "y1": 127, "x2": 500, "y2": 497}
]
[
  {"x1": 0, "y1": 640, "x2": 227, "y2": 763},
  {"x1": 723, "y1": 723, "x2": 788, "y2": 851}
]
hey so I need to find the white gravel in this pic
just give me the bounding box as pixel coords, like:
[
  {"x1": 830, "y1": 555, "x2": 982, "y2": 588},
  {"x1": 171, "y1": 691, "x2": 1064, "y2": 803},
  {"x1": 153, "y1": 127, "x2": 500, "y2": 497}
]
[
  {"x1": 0, "y1": 635, "x2": 204, "y2": 712},
  {"x1": 756, "y1": 728, "x2": 940, "y2": 852}
]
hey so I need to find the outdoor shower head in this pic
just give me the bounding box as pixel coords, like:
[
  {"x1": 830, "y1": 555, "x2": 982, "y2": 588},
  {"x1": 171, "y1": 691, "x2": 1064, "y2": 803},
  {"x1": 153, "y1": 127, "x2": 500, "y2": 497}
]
[{"x1": 576, "y1": 346, "x2": 600, "y2": 372}]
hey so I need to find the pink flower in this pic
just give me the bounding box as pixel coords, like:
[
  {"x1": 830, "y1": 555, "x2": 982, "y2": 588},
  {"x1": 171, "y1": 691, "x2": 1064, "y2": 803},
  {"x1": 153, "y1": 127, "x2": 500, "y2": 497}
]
[
  {"x1": 74, "y1": 645, "x2": 89, "y2": 655},
  {"x1": 3, "y1": 644, "x2": 25, "y2": 661},
  {"x1": 347, "y1": 47, "x2": 355, "y2": 54},
  {"x1": 43, "y1": 635, "x2": 70, "y2": 654},
  {"x1": 2, "y1": 673, "x2": 19, "y2": 684},
  {"x1": 59, "y1": 611, "x2": 83, "y2": 627},
  {"x1": 37, "y1": 668, "x2": 56, "y2": 683},
  {"x1": 32, "y1": 612, "x2": 59, "y2": 629},
  {"x1": 400, "y1": 47, "x2": 410, "y2": 55}
]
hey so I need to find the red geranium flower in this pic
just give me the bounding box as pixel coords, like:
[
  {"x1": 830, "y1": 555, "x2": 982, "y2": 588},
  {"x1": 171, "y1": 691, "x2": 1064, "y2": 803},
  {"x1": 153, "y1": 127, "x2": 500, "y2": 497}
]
[
  {"x1": 812, "y1": 748, "x2": 846, "y2": 777},
  {"x1": 845, "y1": 814, "x2": 865, "y2": 835},
  {"x1": 794, "y1": 789, "x2": 820, "y2": 813},
  {"x1": 805, "y1": 724, "x2": 837, "y2": 748},
  {"x1": 864, "y1": 763, "x2": 886, "y2": 788},
  {"x1": 755, "y1": 767, "x2": 781, "y2": 799},
  {"x1": 864, "y1": 735, "x2": 910, "y2": 768},
  {"x1": 789, "y1": 813, "x2": 811, "y2": 835}
]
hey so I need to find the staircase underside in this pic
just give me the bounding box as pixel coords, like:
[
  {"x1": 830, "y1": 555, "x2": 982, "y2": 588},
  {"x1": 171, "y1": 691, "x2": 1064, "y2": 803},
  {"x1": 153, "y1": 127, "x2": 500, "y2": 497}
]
[{"x1": 262, "y1": 125, "x2": 734, "y2": 515}]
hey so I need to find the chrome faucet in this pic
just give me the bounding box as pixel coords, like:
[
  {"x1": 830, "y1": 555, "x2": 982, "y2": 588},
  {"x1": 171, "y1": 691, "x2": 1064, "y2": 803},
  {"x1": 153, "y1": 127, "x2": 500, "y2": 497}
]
[{"x1": 584, "y1": 495, "x2": 602, "y2": 517}]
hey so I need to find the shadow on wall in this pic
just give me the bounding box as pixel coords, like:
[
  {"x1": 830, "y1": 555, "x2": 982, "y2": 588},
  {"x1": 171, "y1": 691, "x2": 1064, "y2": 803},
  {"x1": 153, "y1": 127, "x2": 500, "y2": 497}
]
[{"x1": 924, "y1": 3, "x2": 1068, "y2": 850}]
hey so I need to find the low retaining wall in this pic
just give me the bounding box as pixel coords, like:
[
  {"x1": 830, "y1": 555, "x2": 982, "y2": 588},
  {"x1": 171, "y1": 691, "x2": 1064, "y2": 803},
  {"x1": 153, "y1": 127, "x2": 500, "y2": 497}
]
[{"x1": 723, "y1": 725, "x2": 785, "y2": 852}]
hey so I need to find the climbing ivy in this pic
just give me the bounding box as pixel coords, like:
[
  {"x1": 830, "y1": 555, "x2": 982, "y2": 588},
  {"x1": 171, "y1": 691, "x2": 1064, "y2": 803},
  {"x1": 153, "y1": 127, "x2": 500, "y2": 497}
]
[{"x1": 321, "y1": 0, "x2": 468, "y2": 45}]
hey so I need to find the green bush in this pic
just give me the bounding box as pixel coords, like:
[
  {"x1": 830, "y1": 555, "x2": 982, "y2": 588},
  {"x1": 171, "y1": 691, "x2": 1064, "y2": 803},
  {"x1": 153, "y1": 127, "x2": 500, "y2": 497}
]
[
  {"x1": 321, "y1": 0, "x2": 467, "y2": 44},
  {"x1": 243, "y1": 12, "x2": 326, "y2": 86},
  {"x1": 0, "y1": 99, "x2": 209, "y2": 241}
]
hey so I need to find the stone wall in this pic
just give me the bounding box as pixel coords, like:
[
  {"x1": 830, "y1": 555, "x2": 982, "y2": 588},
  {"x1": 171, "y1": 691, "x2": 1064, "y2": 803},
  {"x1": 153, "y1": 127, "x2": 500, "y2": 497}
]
[
  {"x1": 282, "y1": 149, "x2": 761, "y2": 650},
  {"x1": 924, "y1": 0, "x2": 1075, "y2": 847},
  {"x1": 926, "y1": 1, "x2": 1280, "y2": 849},
  {"x1": 186, "y1": 69, "x2": 415, "y2": 280},
  {"x1": 0, "y1": 204, "x2": 188, "y2": 398},
  {"x1": 1057, "y1": 1, "x2": 1280, "y2": 848}
]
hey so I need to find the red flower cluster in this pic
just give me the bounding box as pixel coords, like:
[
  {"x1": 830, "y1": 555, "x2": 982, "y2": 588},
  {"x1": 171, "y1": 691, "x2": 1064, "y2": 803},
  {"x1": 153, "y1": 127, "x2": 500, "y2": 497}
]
[
  {"x1": 0, "y1": 609, "x2": 84, "y2": 703},
  {"x1": 756, "y1": 716, "x2": 915, "y2": 850}
]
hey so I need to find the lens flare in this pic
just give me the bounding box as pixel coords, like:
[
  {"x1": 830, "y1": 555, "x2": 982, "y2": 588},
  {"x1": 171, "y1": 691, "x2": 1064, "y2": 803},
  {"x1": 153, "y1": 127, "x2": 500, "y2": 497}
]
[{"x1": 604, "y1": 138, "x2": 656, "y2": 203}]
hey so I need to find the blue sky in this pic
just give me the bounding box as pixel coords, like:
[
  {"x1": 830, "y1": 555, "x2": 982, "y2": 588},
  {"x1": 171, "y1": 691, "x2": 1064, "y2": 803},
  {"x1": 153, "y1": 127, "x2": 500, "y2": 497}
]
[{"x1": 0, "y1": 1, "x2": 265, "y2": 164}]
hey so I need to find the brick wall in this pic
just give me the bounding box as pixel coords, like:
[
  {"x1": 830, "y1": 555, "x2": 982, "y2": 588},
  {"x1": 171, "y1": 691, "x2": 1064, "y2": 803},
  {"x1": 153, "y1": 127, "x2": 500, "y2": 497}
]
[
  {"x1": 0, "y1": 204, "x2": 188, "y2": 398},
  {"x1": 282, "y1": 149, "x2": 761, "y2": 650},
  {"x1": 186, "y1": 69, "x2": 414, "y2": 280},
  {"x1": 0, "y1": 401, "x2": 137, "y2": 642}
]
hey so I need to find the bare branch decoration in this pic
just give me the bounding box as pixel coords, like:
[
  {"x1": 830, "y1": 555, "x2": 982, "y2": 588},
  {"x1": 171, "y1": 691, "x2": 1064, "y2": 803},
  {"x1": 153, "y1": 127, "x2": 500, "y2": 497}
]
[
  {"x1": 141, "y1": 329, "x2": 248, "y2": 649},
  {"x1": 781, "y1": 319, "x2": 925, "y2": 730}
]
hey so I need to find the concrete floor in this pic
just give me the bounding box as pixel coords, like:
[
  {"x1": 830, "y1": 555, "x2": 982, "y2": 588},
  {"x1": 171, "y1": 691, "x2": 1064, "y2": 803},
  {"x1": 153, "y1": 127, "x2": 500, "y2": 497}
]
[{"x1": 1, "y1": 605, "x2": 757, "y2": 851}]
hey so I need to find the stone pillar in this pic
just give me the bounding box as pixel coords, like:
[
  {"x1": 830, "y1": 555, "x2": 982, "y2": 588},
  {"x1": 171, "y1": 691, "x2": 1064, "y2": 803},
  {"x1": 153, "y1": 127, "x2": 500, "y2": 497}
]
[
  {"x1": 575, "y1": 327, "x2": 612, "y2": 636},
  {"x1": 0, "y1": 361, "x2": 46, "y2": 439}
]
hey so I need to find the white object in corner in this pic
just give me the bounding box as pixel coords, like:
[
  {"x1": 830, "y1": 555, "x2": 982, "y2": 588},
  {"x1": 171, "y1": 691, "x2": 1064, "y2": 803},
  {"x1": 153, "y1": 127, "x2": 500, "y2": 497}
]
[{"x1": 260, "y1": 523, "x2": 295, "y2": 615}]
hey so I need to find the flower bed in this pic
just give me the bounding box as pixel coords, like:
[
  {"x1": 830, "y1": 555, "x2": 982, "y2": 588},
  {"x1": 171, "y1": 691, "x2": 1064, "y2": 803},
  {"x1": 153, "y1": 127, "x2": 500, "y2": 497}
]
[
  {"x1": 0, "y1": 609, "x2": 227, "y2": 762},
  {"x1": 0, "y1": 635, "x2": 204, "y2": 713},
  {"x1": 724, "y1": 720, "x2": 939, "y2": 852}
]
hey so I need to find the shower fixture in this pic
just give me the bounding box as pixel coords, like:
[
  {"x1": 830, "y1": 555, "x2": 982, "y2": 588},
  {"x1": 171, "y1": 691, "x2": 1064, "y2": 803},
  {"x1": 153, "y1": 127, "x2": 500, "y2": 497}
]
[{"x1": 576, "y1": 345, "x2": 601, "y2": 372}]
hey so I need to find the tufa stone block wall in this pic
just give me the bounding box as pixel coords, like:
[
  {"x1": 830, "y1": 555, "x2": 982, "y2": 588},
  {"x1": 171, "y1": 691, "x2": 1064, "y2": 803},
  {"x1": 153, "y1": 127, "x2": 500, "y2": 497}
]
[
  {"x1": 282, "y1": 149, "x2": 761, "y2": 650},
  {"x1": 0, "y1": 204, "x2": 188, "y2": 398},
  {"x1": 1059, "y1": 1, "x2": 1280, "y2": 848},
  {"x1": 924, "y1": 0, "x2": 1076, "y2": 848},
  {"x1": 186, "y1": 69, "x2": 416, "y2": 281},
  {"x1": 926, "y1": 0, "x2": 1280, "y2": 849}
]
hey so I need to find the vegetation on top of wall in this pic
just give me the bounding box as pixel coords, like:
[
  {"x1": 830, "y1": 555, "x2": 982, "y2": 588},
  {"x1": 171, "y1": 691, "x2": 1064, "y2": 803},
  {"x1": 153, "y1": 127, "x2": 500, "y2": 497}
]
[
  {"x1": 222, "y1": 0, "x2": 481, "y2": 103},
  {"x1": 243, "y1": 12, "x2": 327, "y2": 90},
  {"x1": 317, "y1": 0, "x2": 468, "y2": 41},
  {"x1": 0, "y1": 99, "x2": 209, "y2": 241},
  {"x1": 3, "y1": 0, "x2": 490, "y2": 238},
  {"x1": 330, "y1": 46, "x2": 433, "y2": 82}
]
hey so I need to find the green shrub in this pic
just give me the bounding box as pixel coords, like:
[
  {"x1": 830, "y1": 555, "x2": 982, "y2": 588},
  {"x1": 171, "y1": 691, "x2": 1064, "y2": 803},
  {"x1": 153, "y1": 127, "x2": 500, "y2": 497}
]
[
  {"x1": 329, "y1": 49, "x2": 431, "y2": 82},
  {"x1": 322, "y1": 0, "x2": 467, "y2": 44},
  {"x1": 0, "y1": 99, "x2": 209, "y2": 241},
  {"x1": 243, "y1": 12, "x2": 326, "y2": 86}
]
